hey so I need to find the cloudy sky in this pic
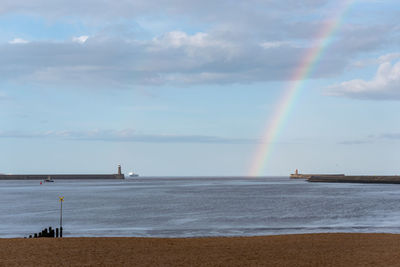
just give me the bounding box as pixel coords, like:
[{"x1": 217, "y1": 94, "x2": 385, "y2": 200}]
[{"x1": 0, "y1": 0, "x2": 399, "y2": 176}]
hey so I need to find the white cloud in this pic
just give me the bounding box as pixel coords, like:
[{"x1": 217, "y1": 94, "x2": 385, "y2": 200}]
[
  {"x1": 150, "y1": 31, "x2": 234, "y2": 52},
  {"x1": 350, "y1": 53, "x2": 400, "y2": 69},
  {"x1": 259, "y1": 41, "x2": 290, "y2": 49},
  {"x1": 72, "y1": 35, "x2": 89, "y2": 44},
  {"x1": 152, "y1": 31, "x2": 207, "y2": 48},
  {"x1": 8, "y1": 38, "x2": 29, "y2": 44},
  {"x1": 327, "y1": 58, "x2": 400, "y2": 100},
  {"x1": 378, "y1": 53, "x2": 400, "y2": 63}
]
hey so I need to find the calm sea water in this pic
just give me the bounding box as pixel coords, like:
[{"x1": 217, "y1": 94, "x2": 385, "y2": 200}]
[{"x1": 1, "y1": 176, "x2": 400, "y2": 238}]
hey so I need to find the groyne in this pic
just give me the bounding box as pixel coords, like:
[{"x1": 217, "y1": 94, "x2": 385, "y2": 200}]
[{"x1": 308, "y1": 175, "x2": 400, "y2": 184}]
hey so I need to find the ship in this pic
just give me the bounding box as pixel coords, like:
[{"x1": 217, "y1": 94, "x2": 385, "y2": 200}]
[{"x1": 128, "y1": 172, "x2": 139, "y2": 178}]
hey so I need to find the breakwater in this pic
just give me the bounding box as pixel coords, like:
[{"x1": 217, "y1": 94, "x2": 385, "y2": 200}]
[
  {"x1": 0, "y1": 165, "x2": 125, "y2": 180},
  {"x1": 290, "y1": 173, "x2": 344, "y2": 179},
  {"x1": 308, "y1": 175, "x2": 400, "y2": 184},
  {"x1": 0, "y1": 174, "x2": 124, "y2": 180}
]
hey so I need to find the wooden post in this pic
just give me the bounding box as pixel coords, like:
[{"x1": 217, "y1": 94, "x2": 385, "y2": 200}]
[
  {"x1": 59, "y1": 197, "x2": 64, "y2": 238},
  {"x1": 34, "y1": 233, "x2": 37, "y2": 238},
  {"x1": 56, "y1": 228, "x2": 59, "y2": 238}
]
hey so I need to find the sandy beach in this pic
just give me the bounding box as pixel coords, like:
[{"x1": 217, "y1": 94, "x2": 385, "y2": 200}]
[{"x1": 1, "y1": 233, "x2": 400, "y2": 266}]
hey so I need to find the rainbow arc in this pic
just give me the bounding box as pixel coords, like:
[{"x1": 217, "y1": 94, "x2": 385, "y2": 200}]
[{"x1": 249, "y1": 0, "x2": 354, "y2": 176}]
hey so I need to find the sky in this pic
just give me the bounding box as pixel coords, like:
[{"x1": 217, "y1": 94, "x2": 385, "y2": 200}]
[{"x1": 0, "y1": 0, "x2": 399, "y2": 176}]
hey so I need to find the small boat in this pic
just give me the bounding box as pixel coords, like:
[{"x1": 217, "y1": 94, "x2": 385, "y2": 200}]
[
  {"x1": 128, "y1": 172, "x2": 139, "y2": 178},
  {"x1": 45, "y1": 176, "x2": 54, "y2": 182}
]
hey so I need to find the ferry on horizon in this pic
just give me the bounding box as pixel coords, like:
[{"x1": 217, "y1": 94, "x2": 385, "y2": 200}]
[{"x1": 128, "y1": 172, "x2": 139, "y2": 178}]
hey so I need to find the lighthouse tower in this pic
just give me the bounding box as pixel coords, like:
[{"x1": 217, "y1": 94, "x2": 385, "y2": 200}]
[{"x1": 115, "y1": 164, "x2": 124, "y2": 179}]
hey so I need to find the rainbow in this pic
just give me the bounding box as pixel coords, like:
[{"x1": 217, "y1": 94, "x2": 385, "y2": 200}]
[{"x1": 249, "y1": 0, "x2": 355, "y2": 176}]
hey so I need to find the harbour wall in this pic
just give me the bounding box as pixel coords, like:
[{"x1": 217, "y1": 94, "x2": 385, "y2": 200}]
[
  {"x1": 0, "y1": 174, "x2": 124, "y2": 180},
  {"x1": 308, "y1": 175, "x2": 400, "y2": 184},
  {"x1": 290, "y1": 174, "x2": 344, "y2": 179}
]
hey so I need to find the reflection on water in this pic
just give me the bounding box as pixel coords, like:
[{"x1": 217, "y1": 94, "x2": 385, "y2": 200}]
[{"x1": 1, "y1": 177, "x2": 400, "y2": 237}]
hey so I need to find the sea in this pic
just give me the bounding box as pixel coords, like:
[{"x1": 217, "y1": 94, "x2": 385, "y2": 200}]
[{"x1": 1, "y1": 176, "x2": 400, "y2": 238}]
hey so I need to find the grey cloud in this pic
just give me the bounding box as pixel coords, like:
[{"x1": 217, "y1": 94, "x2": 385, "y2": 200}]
[
  {"x1": 0, "y1": 129, "x2": 256, "y2": 144},
  {"x1": 339, "y1": 133, "x2": 400, "y2": 145},
  {"x1": 338, "y1": 140, "x2": 374, "y2": 145},
  {"x1": 0, "y1": 0, "x2": 328, "y2": 21},
  {"x1": 0, "y1": 36, "x2": 302, "y2": 87},
  {"x1": 0, "y1": 31, "x2": 356, "y2": 87},
  {"x1": 380, "y1": 133, "x2": 400, "y2": 140},
  {"x1": 0, "y1": 0, "x2": 380, "y2": 43},
  {"x1": 332, "y1": 24, "x2": 394, "y2": 53},
  {"x1": 0, "y1": 1, "x2": 397, "y2": 87}
]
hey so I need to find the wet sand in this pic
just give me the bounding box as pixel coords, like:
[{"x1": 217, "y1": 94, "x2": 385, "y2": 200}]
[{"x1": 1, "y1": 233, "x2": 400, "y2": 266}]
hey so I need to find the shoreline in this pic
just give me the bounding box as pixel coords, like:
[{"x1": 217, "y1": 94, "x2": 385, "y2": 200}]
[{"x1": 2, "y1": 233, "x2": 400, "y2": 266}]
